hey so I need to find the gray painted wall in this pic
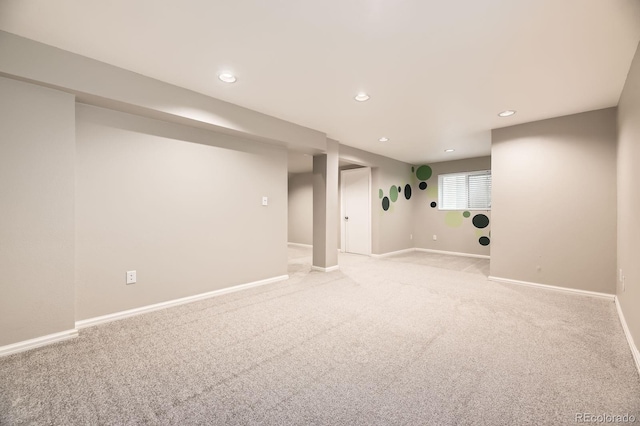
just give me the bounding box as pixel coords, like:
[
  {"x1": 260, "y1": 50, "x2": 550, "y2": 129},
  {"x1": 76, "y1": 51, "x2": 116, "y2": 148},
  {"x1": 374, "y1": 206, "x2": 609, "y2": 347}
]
[
  {"x1": 617, "y1": 42, "x2": 640, "y2": 350},
  {"x1": 0, "y1": 77, "x2": 76, "y2": 346},
  {"x1": 340, "y1": 145, "x2": 413, "y2": 255},
  {"x1": 0, "y1": 31, "x2": 327, "y2": 152},
  {"x1": 312, "y1": 140, "x2": 339, "y2": 268},
  {"x1": 491, "y1": 108, "x2": 617, "y2": 294},
  {"x1": 75, "y1": 104, "x2": 288, "y2": 320},
  {"x1": 288, "y1": 173, "x2": 313, "y2": 245},
  {"x1": 413, "y1": 157, "x2": 491, "y2": 256}
]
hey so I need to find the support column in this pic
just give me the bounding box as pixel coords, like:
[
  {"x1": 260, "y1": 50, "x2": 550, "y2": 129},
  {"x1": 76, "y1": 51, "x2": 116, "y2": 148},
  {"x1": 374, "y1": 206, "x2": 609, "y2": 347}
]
[{"x1": 312, "y1": 139, "x2": 339, "y2": 271}]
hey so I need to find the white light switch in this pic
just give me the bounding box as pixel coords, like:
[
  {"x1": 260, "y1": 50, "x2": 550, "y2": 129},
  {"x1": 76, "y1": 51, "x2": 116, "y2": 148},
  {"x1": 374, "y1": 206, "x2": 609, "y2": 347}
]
[
  {"x1": 126, "y1": 270, "x2": 136, "y2": 285},
  {"x1": 262, "y1": 196, "x2": 268, "y2": 206}
]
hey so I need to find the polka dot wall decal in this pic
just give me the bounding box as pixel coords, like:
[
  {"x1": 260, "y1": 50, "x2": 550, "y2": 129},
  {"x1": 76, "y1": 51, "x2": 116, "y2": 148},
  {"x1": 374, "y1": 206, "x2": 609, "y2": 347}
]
[
  {"x1": 390, "y1": 186, "x2": 399, "y2": 202},
  {"x1": 472, "y1": 214, "x2": 490, "y2": 229},
  {"x1": 379, "y1": 189, "x2": 383, "y2": 199},
  {"x1": 419, "y1": 182, "x2": 427, "y2": 190},
  {"x1": 463, "y1": 211, "x2": 470, "y2": 218},
  {"x1": 416, "y1": 165, "x2": 433, "y2": 181},
  {"x1": 479, "y1": 236, "x2": 490, "y2": 246},
  {"x1": 430, "y1": 201, "x2": 437, "y2": 208},
  {"x1": 411, "y1": 166, "x2": 415, "y2": 172},
  {"x1": 404, "y1": 184, "x2": 412, "y2": 200},
  {"x1": 445, "y1": 211, "x2": 464, "y2": 227},
  {"x1": 382, "y1": 197, "x2": 390, "y2": 211}
]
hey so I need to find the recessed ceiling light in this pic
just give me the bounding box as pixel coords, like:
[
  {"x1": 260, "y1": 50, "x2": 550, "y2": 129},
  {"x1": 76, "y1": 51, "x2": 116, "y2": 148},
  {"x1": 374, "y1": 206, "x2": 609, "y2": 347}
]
[
  {"x1": 218, "y1": 73, "x2": 237, "y2": 83},
  {"x1": 354, "y1": 93, "x2": 370, "y2": 102},
  {"x1": 378, "y1": 137, "x2": 389, "y2": 142},
  {"x1": 445, "y1": 149, "x2": 455, "y2": 153},
  {"x1": 498, "y1": 110, "x2": 516, "y2": 117}
]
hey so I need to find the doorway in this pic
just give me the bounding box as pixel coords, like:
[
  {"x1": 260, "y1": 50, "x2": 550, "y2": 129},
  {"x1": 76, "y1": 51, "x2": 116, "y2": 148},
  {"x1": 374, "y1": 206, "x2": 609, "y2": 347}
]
[{"x1": 340, "y1": 167, "x2": 371, "y2": 255}]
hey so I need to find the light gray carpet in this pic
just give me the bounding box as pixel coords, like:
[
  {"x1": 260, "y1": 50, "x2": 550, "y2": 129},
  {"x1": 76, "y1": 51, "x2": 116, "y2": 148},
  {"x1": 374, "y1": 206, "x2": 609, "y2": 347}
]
[{"x1": 1, "y1": 247, "x2": 639, "y2": 425}]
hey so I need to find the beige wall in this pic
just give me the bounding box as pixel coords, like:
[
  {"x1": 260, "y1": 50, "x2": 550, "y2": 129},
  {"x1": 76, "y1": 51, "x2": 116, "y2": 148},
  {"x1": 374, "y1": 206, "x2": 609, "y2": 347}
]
[
  {"x1": 0, "y1": 77, "x2": 76, "y2": 346},
  {"x1": 617, "y1": 42, "x2": 640, "y2": 348},
  {"x1": 491, "y1": 108, "x2": 617, "y2": 293},
  {"x1": 288, "y1": 172, "x2": 313, "y2": 245},
  {"x1": 75, "y1": 104, "x2": 288, "y2": 320},
  {"x1": 413, "y1": 157, "x2": 491, "y2": 256}
]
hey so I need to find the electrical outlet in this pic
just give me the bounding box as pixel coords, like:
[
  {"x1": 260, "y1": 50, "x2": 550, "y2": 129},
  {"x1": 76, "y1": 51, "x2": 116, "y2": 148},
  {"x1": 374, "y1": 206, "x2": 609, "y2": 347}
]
[
  {"x1": 433, "y1": 235, "x2": 437, "y2": 241},
  {"x1": 126, "y1": 270, "x2": 136, "y2": 285},
  {"x1": 262, "y1": 196, "x2": 268, "y2": 206}
]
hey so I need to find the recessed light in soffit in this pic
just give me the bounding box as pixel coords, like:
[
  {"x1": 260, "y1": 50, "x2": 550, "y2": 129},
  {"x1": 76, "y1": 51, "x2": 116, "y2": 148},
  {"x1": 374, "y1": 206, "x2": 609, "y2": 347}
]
[
  {"x1": 498, "y1": 110, "x2": 516, "y2": 117},
  {"x1": 354, "y1": 93, "x2": 370, "y2": 102},
  {"x1": 218, "y1": 73, "x2": 237, "y2": 83}
]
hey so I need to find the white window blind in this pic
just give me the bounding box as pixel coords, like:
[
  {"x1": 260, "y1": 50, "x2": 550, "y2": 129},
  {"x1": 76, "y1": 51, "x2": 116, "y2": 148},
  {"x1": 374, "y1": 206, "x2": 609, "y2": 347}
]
[{"x1": 438, "y1": 170, "x2": 491, "y2": 210}]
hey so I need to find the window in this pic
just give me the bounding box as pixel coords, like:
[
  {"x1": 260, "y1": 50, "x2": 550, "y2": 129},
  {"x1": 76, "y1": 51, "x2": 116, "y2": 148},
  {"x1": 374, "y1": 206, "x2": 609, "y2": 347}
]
[{"x1": 438, "y1": 170, "x2": 491, "y2": 210}]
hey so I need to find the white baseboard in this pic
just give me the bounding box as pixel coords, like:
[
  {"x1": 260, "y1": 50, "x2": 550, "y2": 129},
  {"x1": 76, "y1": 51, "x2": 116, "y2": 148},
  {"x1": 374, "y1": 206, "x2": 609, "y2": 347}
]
[
  {"x1": 488, "y1": 276, "x2": 615, "y2": 301},
  {"x1": 311, "y1": 265, "x2": 339, "y2": 272},
  {"x1": 615, "y1": 296, "x2": 640, "y2": 376},
  {"x1": 287, "y1": 242, "x2": 312, "y2": 248},
  {"x1": 76, "y1": 274, "x2": 289, "y2": 329},
  {"x1": 0, "y1": 329, "x2": 78, "y2": 357},
  {"x1": 415, "y1": 248, "x2": 490, "y2": 260},
  {"x1": 371, "y1": 248, "x2": 416, "y2": 258}
]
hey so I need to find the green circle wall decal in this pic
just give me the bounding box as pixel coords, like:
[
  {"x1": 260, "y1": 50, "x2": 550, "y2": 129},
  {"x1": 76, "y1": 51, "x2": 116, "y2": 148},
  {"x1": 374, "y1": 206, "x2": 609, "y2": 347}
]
[
  {"x1": 390, "y1": 185, "x2": 399, "y2": 202},
  {"x1": 404, "y1": 184, "x2": 412, "y2": 200},
  {"x1": 379, "y1": 189, "x2": 383, "y2": 199},
  {"x1": 445, "y1": 211, "x2": 463, "y2": 227},
  {"x1": 463, "y1": 211, "x2": 470, "y2": 218},
  {"x1": 382, "y1": 197, "x2": 390, "y2": 211},
  {"x1": 419, "y1": 182, "x2": 427, "y2": 190},
  {"x1": 472, "y1": 214, "x2": 490, "y2": 229},
  {"x1": 479, "y1": 236, "x2": 490, "y2": 246},
  {"x1": 416, "y1": 165, "x2": 432, "y2": 181}
]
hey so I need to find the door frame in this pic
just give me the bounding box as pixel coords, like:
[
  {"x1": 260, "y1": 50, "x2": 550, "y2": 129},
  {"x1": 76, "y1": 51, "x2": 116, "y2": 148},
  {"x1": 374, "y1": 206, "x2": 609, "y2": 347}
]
[{"x1": 340, "y1": 167, "x2": 372, "y2": 255}]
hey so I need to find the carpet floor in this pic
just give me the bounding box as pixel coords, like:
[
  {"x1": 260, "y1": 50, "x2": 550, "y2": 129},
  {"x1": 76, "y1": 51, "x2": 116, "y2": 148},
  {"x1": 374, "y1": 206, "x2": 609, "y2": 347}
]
[{"x1": 1, "y1": 247, "x2": 639, "y2": 425}]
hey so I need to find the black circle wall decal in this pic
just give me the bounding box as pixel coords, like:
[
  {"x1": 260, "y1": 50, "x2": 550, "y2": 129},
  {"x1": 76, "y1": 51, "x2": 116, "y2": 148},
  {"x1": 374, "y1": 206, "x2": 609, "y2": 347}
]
[
  {"x1": 430, "y1": 201, "x2": 437, "y2": 208},
  {"x1": 472, "y1": 214, "x2": 490, "y2": 229},
  {"x1": 404, "y1": 184, "x2": 412, "y2": 200},
  {"x1": 479, "y1": 236, "x2": 490, "y2": 246},
  {"x1": 419, "y1": 182, "x2": 427, "y2": 190},
  {"x1": 382, "y1": 197, "x2": 390, "y2": 211}
]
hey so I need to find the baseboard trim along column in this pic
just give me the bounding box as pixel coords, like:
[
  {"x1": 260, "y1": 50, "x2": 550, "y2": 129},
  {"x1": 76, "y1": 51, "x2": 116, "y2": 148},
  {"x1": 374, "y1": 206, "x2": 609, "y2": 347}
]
[
  {"x1": 371, "y1": 248, "x2": 416, "y2": 258},
  {"x1": 287, "y1": 242, "x2": 312, "y2": 248},
  {"x1": 615, "y1": 296, "x2": 640, "y2": 376},
  {"x1": 0, "y1": 329, "x2": 78, "y2": 357},
  {"x1": 311, "y1": 265, "x2": 339, "y2": 272},
  {"x1": 416, "y1": 248, "x2": 490, "y2": 260},
  {"x1": 488, "y1": 276, "x2": 615, "y2": 300},
  {"x1": 76, "y1": 274, "x2": 289, "y2": 330}
]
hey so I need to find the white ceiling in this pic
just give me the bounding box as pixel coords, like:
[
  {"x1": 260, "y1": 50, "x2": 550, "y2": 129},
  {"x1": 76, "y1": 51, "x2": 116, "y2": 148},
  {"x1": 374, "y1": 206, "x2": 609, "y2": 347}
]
[{"x1": 1, "y1": 0, "x2": 639, "y2": 163}]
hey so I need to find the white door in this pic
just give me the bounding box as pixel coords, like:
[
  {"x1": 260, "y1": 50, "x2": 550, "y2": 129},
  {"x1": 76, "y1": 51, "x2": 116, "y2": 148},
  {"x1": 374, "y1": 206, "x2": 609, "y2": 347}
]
[{"x1": 341, "y1": 168, "x2": 371, "y2": 255}]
